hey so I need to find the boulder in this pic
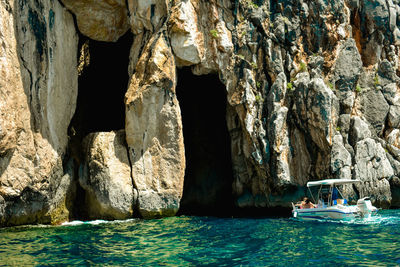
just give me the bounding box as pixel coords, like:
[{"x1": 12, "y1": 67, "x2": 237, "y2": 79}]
[
  {"x1": 349, "y1": 116, "x2": 371, "y2": 146},
  {"x1": 61, "y1": 0, "x2": 130, "y2": 42},
  {"x1": 388, "y1": 105, "x2": 400, "y2": 128},
  {"x1": 359, "y1": 89, "x2": 389, "y2": 135},
  {"x1": 382, "y1": 83, "x2": 400, "y2": 105},
  {"x1": 168, "y1": 0, "x2": 203, "y2": 66},
  {"x1": 80, "y1": 131, "x2": 137, "y2": 220}
]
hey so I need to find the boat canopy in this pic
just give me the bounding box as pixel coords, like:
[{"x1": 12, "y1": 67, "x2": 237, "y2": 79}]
[{"x1": 306, "y1": 179, "x2": 361, "y2": 187}]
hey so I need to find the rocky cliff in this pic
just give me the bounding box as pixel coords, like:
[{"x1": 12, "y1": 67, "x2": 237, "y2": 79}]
[{"x1": 1, "y1": 0, "x2": 400, "y2": 226}]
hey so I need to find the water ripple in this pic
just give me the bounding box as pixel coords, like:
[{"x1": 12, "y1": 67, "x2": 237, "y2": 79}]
[{"x1": 0, "y1": 210, "x2": 399, "y2": 265}]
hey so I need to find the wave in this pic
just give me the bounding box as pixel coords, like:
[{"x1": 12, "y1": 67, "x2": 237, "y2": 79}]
[
  {"x1": 61, "y1": 218, "x2": 137, "y2": 227},
  {"x1": 290, "y1": 212, "x2": 400, "y2": 226}
]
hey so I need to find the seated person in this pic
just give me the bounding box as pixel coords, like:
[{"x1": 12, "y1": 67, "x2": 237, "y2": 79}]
[
  {"x1": 302, "y1": 199, "x2": 315, "y2": 209},
  {"x1": 295, "y1": 197, "x2": 308, "y2": 209}
]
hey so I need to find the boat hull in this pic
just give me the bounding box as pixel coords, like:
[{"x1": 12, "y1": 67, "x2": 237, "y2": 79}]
[{"x1": 293, "y1": 206, "x2": 361, "y2": 221}]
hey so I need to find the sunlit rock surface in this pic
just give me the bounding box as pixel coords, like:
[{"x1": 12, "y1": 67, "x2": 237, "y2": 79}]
[
  {"x1": 80, "y1": 130, "x2": 137, "y2": 220},
  {"x1": 125, "y1": 32, "x2": 185, "y2": 219},
  {"x1": 0, "y1": 0, "x2": 78, "y2": 225},
  {"x1": 2, "y1": 0, "x2": 400, "y2": 225},
  {"x1": 61, "y1": 0, "x2": 130, "y2": 42}
]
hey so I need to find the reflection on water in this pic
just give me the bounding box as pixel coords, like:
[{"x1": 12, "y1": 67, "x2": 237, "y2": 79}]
[{"x1": 0, "y1": 210, "x2": 399, "y2": 265}]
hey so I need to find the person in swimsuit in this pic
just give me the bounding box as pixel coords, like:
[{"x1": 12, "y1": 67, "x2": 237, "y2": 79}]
[{"x1": 302, "y1": 198, "x2": 315, "y2": 209}]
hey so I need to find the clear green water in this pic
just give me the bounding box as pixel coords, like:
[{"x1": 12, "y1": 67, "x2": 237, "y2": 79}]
[{"x1": 0, "y1": 210, "x2": 399, "y2": 266}]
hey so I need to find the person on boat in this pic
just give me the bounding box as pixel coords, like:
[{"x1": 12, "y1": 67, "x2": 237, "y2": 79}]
[
  {"x1": 295, "y1": 197, "x2": 308, "y2": 209},
  {"x1": 302, "y1": 199, "x2": 315, "y2": 209},
  {"x1": 332, "y1": 187, "x2": 339, "y2": 201}
]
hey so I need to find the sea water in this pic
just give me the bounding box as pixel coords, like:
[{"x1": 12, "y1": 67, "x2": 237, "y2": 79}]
[{"x1": 0, "y1": 210, "x2": 399, "y2": 266}]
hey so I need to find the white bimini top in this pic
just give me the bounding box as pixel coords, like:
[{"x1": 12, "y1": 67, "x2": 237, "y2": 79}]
[{"x1": 306, "y1": 179, "x2": 361, "y2": 187}]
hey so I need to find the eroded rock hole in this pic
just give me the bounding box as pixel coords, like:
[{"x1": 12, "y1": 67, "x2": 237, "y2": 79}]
[
  {"x1": 176, "y1": 68, "x2": 234, "y2": 216},
  {"x1": 70, "y1": 31, "x2": 133, "y2": 137},
  {"x1": 67, "y1": 31, "x2": 133, "y2": 219}
]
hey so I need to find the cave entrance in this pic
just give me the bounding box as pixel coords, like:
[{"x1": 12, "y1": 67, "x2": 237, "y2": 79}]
[
  {"x1": 176, "y1": 68, "x2": 234, "y2": 216},
  {"x1": 67, "y1": 31, "x2": 133, "y2": 219},
  {"x1": 69, "y1": 31, "x2": 133, "y2": 139}
]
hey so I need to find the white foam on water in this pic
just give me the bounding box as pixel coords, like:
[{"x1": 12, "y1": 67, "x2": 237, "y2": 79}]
[
  {"x1": 61, "y1": 218, "x2": 137, "y2": 227},
  {"x1": 61, "y1": 220, "x2": 85, "y2": 226},
  {"x1": 291, "y1": 211, "x2": 400, "y2": 225},
  {"x1": 88, "y1": 219, "x2": 109, "y2": 225}
]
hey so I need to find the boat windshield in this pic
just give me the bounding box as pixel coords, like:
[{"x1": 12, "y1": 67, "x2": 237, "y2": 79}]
[{"x1": 308, "y1": 184, "x2": 347, "y2": 208}]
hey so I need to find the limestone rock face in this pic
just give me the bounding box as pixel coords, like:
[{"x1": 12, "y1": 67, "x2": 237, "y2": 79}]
[
  {"x1": 359, "y1": 89, "x2": 389, "y2": 135},
  {"x1": 331, "y1": 135, "x2": 352, "y2": 180},
  {"x1": 80, "y1": 131, "x2": 137, "y2": 219},
  {"x1": 61, "y1": 0, "x2": 130, "y2": 42},
  {"x1": 334, "y1": 38, "x2": 362, "y2": 113},
  {"x1": 125, "y1": 32, "x2": 185, "y2": 218},
  {"x1": 294, "y1": 76, "x2": 339, "y2": 151},
  {"x1": 2, "y1": 0, "x2": 400, "y2": 226},
  {"x1": 168, "y1": 0, "x2": 203, "y2": 66},
  {"x1": 349, "y1": 116, "x2": 372, "y2": 146},
  {"x1": 353, "y1": 138, "x2": 393, "y2": 206},
  {"x1": 0, "y1": 0, "x2": 78, "y2": 226},
  {"x1": 128, "y1": 0, "x2": 168, "y2": 34}
]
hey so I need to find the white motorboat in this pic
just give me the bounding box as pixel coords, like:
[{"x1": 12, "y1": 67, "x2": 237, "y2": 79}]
[{"x1": 292, "y1": 179, "x2": 378, "y2": 221}]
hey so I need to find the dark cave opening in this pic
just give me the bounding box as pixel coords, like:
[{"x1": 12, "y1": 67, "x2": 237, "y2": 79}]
[
  {"x1": 67, "y1": 31, "x2": 133, "y2": 219},
  {"x1": 69, "y1": 31, "x2": 133, "y2": 137},
  {"x1": 176, "y1": 68, "x2": 234, "y2": 216}
]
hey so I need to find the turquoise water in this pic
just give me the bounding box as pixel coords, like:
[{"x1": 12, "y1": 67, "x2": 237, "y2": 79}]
[{"x1": 0, "y1": 210, "x2": 399, "y2": 266}]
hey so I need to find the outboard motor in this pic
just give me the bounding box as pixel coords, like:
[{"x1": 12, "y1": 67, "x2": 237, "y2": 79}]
[{"x1": 357, "y1": 197, "x2": 378, "y2": 217}]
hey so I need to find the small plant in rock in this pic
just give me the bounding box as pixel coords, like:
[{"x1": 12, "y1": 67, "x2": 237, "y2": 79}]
[
  {"x1": 336, "y1": 126, "x2": 341, "y2": 131},
  {"x1": 255, "y1": 94, "x2": 264, "y2": 103},
  {"x1": 282, "y1": 16, "x2": 290, "y2": 25},
  {"x1": 374, "y1": 73, "x2": 380, "y2": 88},
  {"x1": 210, "y1": 29, "x2": 219, "y2": 38},
  {"x1": 256, "y1": 81, "x2": 262, "y2": 89},
  {"x1": 287, "y1": 82, "x2": 294, "y2": 91},
  {"x1": 327, "y1": 82, "x2": 334, "y2": 90},
  {"x1": 299, "y1": 61, "x2": 307, "y2": 72},
  {"x1": 251, "y1": 62, "x2": 258, "y2": 69},
  {"x1": 356, "y1": 85, "x2": 362, "y2": 93},
  {"x1": 237, "y1": 54, "x2": 245, "y2": 60},
  {"x1": 246, "y1": 0, "x2": 259, "y2": 9}
]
